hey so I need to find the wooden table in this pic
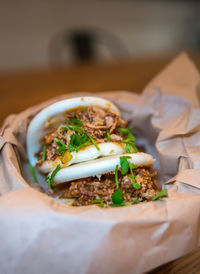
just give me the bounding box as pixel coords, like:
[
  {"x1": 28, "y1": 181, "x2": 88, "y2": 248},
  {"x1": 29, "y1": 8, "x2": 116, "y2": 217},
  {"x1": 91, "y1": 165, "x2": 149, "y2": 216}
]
[{"x1": 1, "y1": 53, "x2": 200, "y2": 273}]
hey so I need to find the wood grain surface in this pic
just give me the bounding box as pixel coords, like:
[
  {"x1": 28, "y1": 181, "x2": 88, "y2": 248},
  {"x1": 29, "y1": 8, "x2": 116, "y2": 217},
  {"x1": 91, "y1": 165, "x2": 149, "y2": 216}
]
[{"x1": 0, "y1": 53, "x2": 200, "y2": 273}]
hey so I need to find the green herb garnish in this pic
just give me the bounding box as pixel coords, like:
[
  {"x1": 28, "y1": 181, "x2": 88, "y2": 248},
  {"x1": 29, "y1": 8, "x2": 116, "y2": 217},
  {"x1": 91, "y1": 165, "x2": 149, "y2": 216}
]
[
  {"x1": 130, "y1": 143, "x2": 139, "y2": 153},
  {"x1": 132, "y1": 182, "x2": 141, "y2": 189},
  {"x1": 106, "y1": 130, "x2": 111, "y2": 141},
  {"x1": 112, "y1": 189, "x2": 123, "y2": 206},
  {"x1": 87, "y1": 134, "x2": 100, "y2": 151},
  {"x1": 70, "y1": 134, "x2": 83, "y2": 146},
  {"x1": 29, "y1": 163, "x2": 38, "y2": 183},
  {"x1": 70, "y1": 118, "x2": 83, "y2": 126},
  {"x1": 66, "y1": 124, "x2": 84, "y2": 134},
  {"x1": 125, "y1": 143, "x2": 131, "y2": 153},
  {"x1": 42, "y1": 145, "x2": 47, "y2": 162},
  {"x1": 123, "y1": 202, "x2": 132, "y2": 206},
  {"x1": 129, "y1": 163, "x2": 140, "y2": 188},
  {"x1": 118, "y1": 127, "x2": 133, "y2": 135},
  {"x1": 115, "y1": 164, "x2": 119, "y2": 189},
  {"x1": 132, "y1": 199, "x2": 141, "y2": 204},
  {"x1": 119, "y1": 127, "x2": 138, "y2": 153},
  {"x1": 120, "y1": 156, "x2": 131, "y2": 175},
  {"x1": 152, "y1": 189, "x2": 168, "y2": 201},
  {"x1": 46, "y1": 164, "x2": 61, "y2": 190},
  {"x1": 54, "y1": 138, "x2": 66, "y2": 156},
  {"x1": 80, "y1": 106, "x2": 88, "y2": 112},
  {"x1": 92, "y1": 199, "x2": 105, "y2": 207}
]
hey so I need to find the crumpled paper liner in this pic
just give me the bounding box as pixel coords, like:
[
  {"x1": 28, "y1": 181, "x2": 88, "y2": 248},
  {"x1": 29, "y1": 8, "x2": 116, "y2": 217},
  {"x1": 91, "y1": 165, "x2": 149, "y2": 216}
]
[{"x1": 0, "y1": 53, "x2": 200, "y2": 274}]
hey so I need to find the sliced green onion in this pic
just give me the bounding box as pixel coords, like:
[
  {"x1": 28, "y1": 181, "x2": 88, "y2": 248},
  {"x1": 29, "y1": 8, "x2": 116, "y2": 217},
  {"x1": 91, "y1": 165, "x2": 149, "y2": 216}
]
[
  {"x1": 115, "y1": 164, "x2": 119, "y2": 189},
  {"x1": 87, "y1": 135, "x2": 100, "y2": 151},
  {"x1": 92, "y1": 199, "x2": 104, "y2": 207},
  {"x1": 54, "y1": 138, "x2": 66, "y2": 147},
  {"x1": 29, "y1": 163, "x2": 38, "y2": 183},
  {"x1": 118, "y1": 127, "x2": 133, "y2": 135},
  {"x1": 67, "y1": 125, "x2": 84, "y2": 134},
  {"x1": 106, "y1": 130, "x2": 111, "y2": 141},
  {"x1": 42, "y1": 145, "x2": 47, "y2": 162},
  {"x1": 54, "y1": 138, "x2": 66, "y2": 156},
  {"x1": 46, "y1": 164, "x2": 61, "y2": 190},
  {"x1": 70, "y1": 118, "x2": 83, "y2": 126}
]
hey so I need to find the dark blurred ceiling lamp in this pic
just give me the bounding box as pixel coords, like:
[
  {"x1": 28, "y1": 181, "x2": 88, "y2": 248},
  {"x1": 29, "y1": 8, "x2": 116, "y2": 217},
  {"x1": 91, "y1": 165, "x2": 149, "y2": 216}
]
[{"x1": 49, "y1": 28, "x2": 129, "y2": 65}]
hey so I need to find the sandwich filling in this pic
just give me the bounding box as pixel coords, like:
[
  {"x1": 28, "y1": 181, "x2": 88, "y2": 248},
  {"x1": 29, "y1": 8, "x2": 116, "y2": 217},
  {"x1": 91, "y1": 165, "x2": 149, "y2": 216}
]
[
  {"x1": 55, "y1": 166, "x2": 158, "y2": 207},
  {"x1": 28, "y1": 101, "x2": 168, "y2": 207},
  {"x1": 36, "y1": 105, "x2": 138, "y2": 166}
]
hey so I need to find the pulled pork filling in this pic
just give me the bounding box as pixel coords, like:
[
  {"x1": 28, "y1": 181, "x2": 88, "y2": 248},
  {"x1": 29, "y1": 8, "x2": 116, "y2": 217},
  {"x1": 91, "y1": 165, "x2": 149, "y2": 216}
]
[
  {"x1": 55, "y1": 167, "x2": 158, "y2": 207},
  {"x1": 33, "y1": 104, "x2": 165, "y2": 207},
  {"x1": 36, "y1": 105, "x2": 129, "y2": 165}
]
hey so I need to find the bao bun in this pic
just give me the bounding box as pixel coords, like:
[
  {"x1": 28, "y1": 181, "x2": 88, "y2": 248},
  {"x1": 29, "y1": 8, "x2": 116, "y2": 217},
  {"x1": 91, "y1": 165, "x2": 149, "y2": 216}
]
[
  {"x1": 27, "y1": 96, "x2": 121, "y2": 169},
  {"x1": 52, "y1": 152, "x2": 155, "y2": 185}
]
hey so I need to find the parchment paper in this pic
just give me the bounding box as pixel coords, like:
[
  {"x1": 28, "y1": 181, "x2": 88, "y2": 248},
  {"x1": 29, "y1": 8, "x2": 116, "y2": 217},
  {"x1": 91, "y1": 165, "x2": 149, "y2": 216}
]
[{"x1": 0, "y1": 53, "x2": 200, "y2": 274}]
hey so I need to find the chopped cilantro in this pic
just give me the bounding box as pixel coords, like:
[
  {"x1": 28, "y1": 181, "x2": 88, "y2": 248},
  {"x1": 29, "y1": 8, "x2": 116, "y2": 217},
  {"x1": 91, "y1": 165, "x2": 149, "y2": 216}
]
[
  {"x1": 115, "y1": 164, "x2": 119, "y2": 189},
  {"x1": 42, "y1": 145, "x2": 47, "y2": 162},
  {"x1": 112, "y1": 189, "x2": 123, "y2": 206},
  {"x1": 29, "y1": 163, "x2": 38, "y2": 183},
  {"x1": 106, "y1": 130, "x2": 111, "y2": 141},
  {"x1": 46, "y1": 164, "x2": 61, "y2": 190},
  {"x1": 152, "y1": 189, "x2": 168, "y2": 201},
  {"x1": 132, "y1": 182, "x2": 141, "y2": 189},
  {"x1": 125, "y1": 143, "x2": 131, "y2": 153},
  {"x1": 92, "y1": 199, "x2": 104, "y2": 207},
  {"x1": 119, "y1": 126, "x2": 138, "y2": 153},
  {"x1": 120, "y1": 156, "x2": 131, "y2": 175},
  {"x1": 87, "y1": 134, "x2": 100, "y2": 151}
]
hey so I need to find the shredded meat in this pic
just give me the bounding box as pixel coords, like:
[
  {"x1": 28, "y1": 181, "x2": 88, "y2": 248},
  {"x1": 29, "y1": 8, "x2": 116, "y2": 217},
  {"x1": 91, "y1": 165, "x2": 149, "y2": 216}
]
[
  {"x1": 37, "y1": 105, "x2": 128, "y2": 163},
  {"x1": 55, "y1": 167, "x2": 158, "y2": 206}
]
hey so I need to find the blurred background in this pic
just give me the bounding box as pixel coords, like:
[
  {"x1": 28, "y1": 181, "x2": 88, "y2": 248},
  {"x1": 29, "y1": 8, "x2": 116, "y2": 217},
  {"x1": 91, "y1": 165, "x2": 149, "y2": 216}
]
[
  {"x1": 1, "y1": 0, "x2": 200, "y2": 124},
  {"x1": 0, "y1": 0, "x2": 200, "y2": 71}
]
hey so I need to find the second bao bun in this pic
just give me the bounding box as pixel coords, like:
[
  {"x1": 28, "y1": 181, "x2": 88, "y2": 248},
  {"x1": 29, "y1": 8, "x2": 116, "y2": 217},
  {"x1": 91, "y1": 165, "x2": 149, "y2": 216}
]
[{"x1": 52, "y1": 152, "x2": 155, "y2": 185}]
